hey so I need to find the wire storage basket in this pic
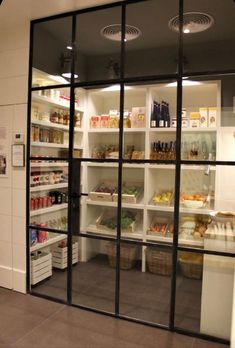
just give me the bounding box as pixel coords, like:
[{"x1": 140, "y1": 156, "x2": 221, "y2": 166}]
[
  {"x1": 146, "y1": 247, "x2": 172, "y2": 276},
  {"x1": 106, "y1": 242, "x2": 137, "y2": 270},
  {"x1": 179, "y1": 252, "x2": 203, "y2": 280}
]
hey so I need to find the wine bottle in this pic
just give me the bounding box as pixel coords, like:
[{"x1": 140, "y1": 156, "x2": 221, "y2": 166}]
[
  {"x1": 159, "y1": 101, "x2": 165, "y2": 127},
  {"x1": 150, "y1": 101, "x2": 157, "y2": 128},
  {"x1": 164, "y1": 103, "x2": 171, "y2": 128}
]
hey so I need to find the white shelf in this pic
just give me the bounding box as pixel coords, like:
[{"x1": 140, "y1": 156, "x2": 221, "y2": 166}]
[
  {"x1": 147, "y1": 164, "x2": 175, "y2": 169},
  {"x1": 146, "y1": 234, "x2": 203, "y2": 247},
  {"x1": 147, "y1": 205, "x2": 174, "y2": 212},
  {"x1": 30, "y1": 183, "x2": 68, "y2": 192},
  {"x1": 88, "y1": 128, "x2": 146, "y2": 133},
  {"x1": 149, "y1": 127, "x2": 216, "y2": 133},
  {"x1": 30, "y1": 233, "x2": 67, "y2": 252},
  {"x1": 32, "y1": 94, "x2": 83, "y2": 112},
  {"x1": 31, "y1": 142, "x2": 81, "y2": 150},
  {"x1": 86, "y1": 199, "x2": 145, "y2": 210},
  {"x1": 30, "y1": 162, "x2": 68, "y2": 168},
  {"x1": 86, "y1": 224, "x2": 143, "y2": 240},
  {"x1": 179, "y1": 206, "x2": 214, "y2": 215},
  {"x1": 86, "y1": 162, "x2": 145, "y2": 169},
  {"x1": 30, "y1": 203, "x2": 68, "y2": 217},
  {"x1": 31, "y1": 119, "x2": 82, "y2": 133}
]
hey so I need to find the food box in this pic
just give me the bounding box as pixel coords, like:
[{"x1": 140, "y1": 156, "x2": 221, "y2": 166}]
[
  {"x1": 131, "y1": 107, "x2": 146, "y2": 128},
  {"x1": 88, "y1": 182, "x2": 117, "y2": 202},
  {"x1": 30, "y1": 252, "x2": 52, "y2": 285},
  {"x1": 113, "y1": 183, "x2": 143, "y2": 204},
  {"x1": 199, "y1": 108, "x2": 208, "y2": 128},
  {"x1": 151, "y1": 190, "x2": 173, "y2": 206},
  {"x1": 189, "y1": 112, "x2": 200, "y2": 128},
  {"x1": 52, "y1": 241, "x2": 79, "y2": 269},
  {"x1": 96, "y1": 210, "x2": 136, "y2": 233},
  {"x1": 208, "y1": 107, "x2": 217, "y2": 128}
]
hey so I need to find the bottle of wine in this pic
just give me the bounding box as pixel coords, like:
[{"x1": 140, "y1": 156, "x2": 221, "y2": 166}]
[
  {"x1": 150, "y1": 101, "x2": 157, "y2": 128},
  {"x1": 159, "y1": 101, "x2": 165, "y2": 127},
  {"x1": 164, "y1": 103, "x2": 171, "y2": 128}
]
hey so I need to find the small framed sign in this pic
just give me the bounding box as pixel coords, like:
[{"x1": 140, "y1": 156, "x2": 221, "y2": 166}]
[{"x1": 12, "y1": 144, "x2": 25, "y2": 167}]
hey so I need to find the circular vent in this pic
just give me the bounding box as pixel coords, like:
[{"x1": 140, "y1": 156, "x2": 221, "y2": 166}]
[
  {"x1": 101, "y1": 24, "x2": 141, "y2": 41},
  {"x1": 169, "y1": 12, "x2": 214, "y2": 34}
]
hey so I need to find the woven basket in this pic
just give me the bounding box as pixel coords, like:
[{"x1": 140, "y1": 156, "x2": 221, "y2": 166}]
[
  {"x1": 146, "y1": 248, "x2": 172, "y2": 276},
  {"x1": 106, "y1": 242, "x2": 137, "y2": 270},
  {"x1": 179, "y1": 252, "x2": 203, "y2": 280}
]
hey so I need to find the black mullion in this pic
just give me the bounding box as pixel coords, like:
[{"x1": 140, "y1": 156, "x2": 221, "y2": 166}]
[
  {"x1": 115, "y1": 3, "x2": 126, "y2": 316},
  {"x1": 177, "y1": 246, "x2": 235, "y2": 258},
  {"x1": 31, "y1": 84, "x2": 70, "y2": 91},
  {"x1": 26, "y1": 21, "x2": 34, "y2": 293},
  {"x1": 67, "y1": 14, "x2": 76, "y2": 305},
  {"x1": 169, "y1": 0, "x2": 184, "y2": 331}
]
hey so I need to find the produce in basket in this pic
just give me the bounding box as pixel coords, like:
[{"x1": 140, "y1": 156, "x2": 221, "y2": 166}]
[
  {"x1": 152, "y1": 191, "x2": 172, "y2": 204},
  {"x1": 99, "y1": 211, "x2": 136, "y2": 231},
  {"x1": 122, "y1": 185, "x2": 140, "y2": 196},
  {"x1": 95, "y1": 183, "x2": 116, "y2": 194},
  {"x1": 149, "y1": 222, "x2": 167, "y2": 235}
]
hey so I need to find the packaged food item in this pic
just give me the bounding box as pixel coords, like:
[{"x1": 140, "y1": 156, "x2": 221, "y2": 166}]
[
  {"x1": 30, "y1": 229, "x2": 38, "y2": 246},
  {"x1": 90, "y1": 116, "x2": 100, "y2": 128},
  {"x1": 199, "y1": 108, "x2": 208, "y2": 128},
  {"x1": 37, "y1": 225, "x2": 48, "y2": 243},
  {"x1": 41, "y1": 112, "x2": 50, "y2": 122},
  {"x1": 108, "y1": 115, "x2": 119, "y2": 128},
  {"x1": 208, "y1": 107, "x2": 217, "y2": 128},
  {"x1": 171, "y1": 117, "x2": 177, "y2": 128},
  {"x1": 50, "y1": 110, "x2": 59, "y2": 123},
  {"x1": 58, "y1": 111, "x2": 64, "y2": 124},
  {"x1": 33, "y1": 126, "x2": 40, "y2": 142},
  {"x1": 123, "y1": 114, "x2": 131, "y2": 128},
  {"x1": 182, "y1": 117, "x2": 189, "y2": 128},
  {"x1": 74, "y1": 112, "x2": 81, "y2": 128},
  {"x1": 189, "y1": 112, "x2": 200, "y2": 128},
  {"x1": 131, "y1": 151, "x2": 145, "y2": 160},
  {"x1": 32, "y1": 106, "x2": 39, "y2": 120},
  {"x1": 131, "y1": 107, "x2": 146, "y2": 128},
  {"x1": 100, "y1": 115, "x2": 109, "y2": 128},
  {"x1": 63, "y1": 113, "x2": 69, "y2": 126}
]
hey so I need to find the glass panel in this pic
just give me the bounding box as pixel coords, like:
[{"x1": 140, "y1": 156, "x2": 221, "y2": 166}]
[
  {"x1": 118, "y1": 166, "x2": 144, "y2": 241},
  {"x1": 30, "y1": 230, "x2": 68, "y2": 301},
  {"x1": 179, "y1": 165, "x2": 215, "y2": 249},
  {"x1": 175, "y1": 251, "x2": 234, "y2": 340},
  {"x1": 31, "y1": 87, "x2": 71, "y2": 159},
  {"x1": 83, "y1": 165, "x2": 119, "y2": 239},
  {"x1": 120, "y1": 243, "x2": 172, "y2": 325},
  {"x1": 75, "y1": 6, "x2": 121, "y2": 82},
  {"x1": 125, "y1": 0, "x2": 179, "y2": 78},
  {"x1": 183, "y1": 0, "x2": 235, "y2": 73},
  {"x1": 32, "y1": 17, "x2": 72, "y2": 87},
  {"x1": 83, "y1": 85, "x2": 120, "y2": 159},
  {"x1": 72, "y1": 236, "x2": 116, "y2": 313},
  {"x1": 181, "y1": 79, "x2": 218, "y2": 161},
  {"x1": 220, "y1": 74, "x2": 235, "y2": 128}
]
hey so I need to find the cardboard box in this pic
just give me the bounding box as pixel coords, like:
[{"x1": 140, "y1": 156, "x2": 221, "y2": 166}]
[
  {"x1": 131, "y1": 107, "x2": 146, "y2": 128},
  {"x1": 199, "y1": 108, "x2": 208, "y2": 128},
  {"x1": 190, "y1": 112, "x2": 200, "y2": 128}
]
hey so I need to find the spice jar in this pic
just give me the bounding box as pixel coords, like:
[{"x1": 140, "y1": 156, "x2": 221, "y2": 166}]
[{"x1": 50, "y1": 110, "x2": 59, "y2": 123}]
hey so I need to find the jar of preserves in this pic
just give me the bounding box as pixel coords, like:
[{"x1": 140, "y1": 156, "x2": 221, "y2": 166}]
[{"x1": 50, "y1": 110, "x2": 59, "y2": 123}]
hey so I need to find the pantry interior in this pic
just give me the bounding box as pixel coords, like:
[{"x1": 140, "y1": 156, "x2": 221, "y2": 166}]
[{"x1": 27, "y1": 0, "x2": 235, "y2": 344}]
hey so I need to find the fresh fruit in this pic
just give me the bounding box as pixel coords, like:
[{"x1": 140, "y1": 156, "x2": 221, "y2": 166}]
[{"x1": 153, "y1": 191, "x2": 172, "y2": 204}]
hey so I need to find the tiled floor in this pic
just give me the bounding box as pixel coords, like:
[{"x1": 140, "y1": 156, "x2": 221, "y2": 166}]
[{"x1": 0, "y1": 287, "x2": 228, "y2": 348}]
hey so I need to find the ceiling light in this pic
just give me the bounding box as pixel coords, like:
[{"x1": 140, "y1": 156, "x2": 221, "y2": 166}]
[
  {"x1": 48, "y1": 75, "x2": 69, "y2": 84},
  {"x1": 169, "y1": 12, "x2": 214, "y2": 34},
  {"x1": 166, "y1": 80, "x2": 202, "y2": 87},
  {"x1": 101, "y1": 24, "x2": 141, "y2": 42},
  {"x1": 62, "y1": 72, "x2": 78, "y2": 79},
  {"x1": 101, "y1": 85, "x2": 132, "y2": 92},
  {"x1": 67, "y1": 45, "x2": 73, "y2": 50}
]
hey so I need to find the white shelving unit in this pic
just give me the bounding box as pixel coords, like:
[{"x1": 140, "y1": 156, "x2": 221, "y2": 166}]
[
  {"x1": 29, "y1": 80, "x2": 221, "y2": 263},
  {"x1": 32, "y1": 94, "x2": 83, "y2": 112},
  {"x1": 31, "y1": 119, "x2": 82, "y2": 133}
]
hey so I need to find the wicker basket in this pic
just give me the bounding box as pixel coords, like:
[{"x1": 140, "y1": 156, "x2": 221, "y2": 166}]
[
  {"x1": 179, "y1": 252, "x2": 203, "y2": 280},
  {"x1": 106, "y1": 242, "x2": 137, "y2": 270},
  {"x1": 146, "y1": 248, "x2": 172, "y2": 276}
]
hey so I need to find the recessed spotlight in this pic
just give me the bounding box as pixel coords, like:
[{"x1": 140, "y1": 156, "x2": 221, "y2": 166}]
[
  {"x1": 169, "y1": 12, "x2": 214, "y2": 34},
  {"x1": 67, "y1": 45, "x2": 73, "y2": 50},
  {"x1": 183, "y1": 28, "x2": 190, "y2": 34},
  {"x1": 62, "y1": 73, "x2": 78, "y2": 79}
]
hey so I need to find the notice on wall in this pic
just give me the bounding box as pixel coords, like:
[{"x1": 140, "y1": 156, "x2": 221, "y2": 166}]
[{"x1": 0, "y1": 127, "x2": 7, "y2": 177}]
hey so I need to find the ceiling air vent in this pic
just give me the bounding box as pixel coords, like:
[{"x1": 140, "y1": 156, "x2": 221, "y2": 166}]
[
  {"x1": 101, "y1": 24, "x2": 141, "y2": 41},
  {"x1": 169, "y1": 12, "x2": 214, "y2": 34}
]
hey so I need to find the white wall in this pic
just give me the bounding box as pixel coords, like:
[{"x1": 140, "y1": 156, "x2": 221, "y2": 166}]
[{"x1": 0, "y1": 21, "x2": 29, "y2": 292}]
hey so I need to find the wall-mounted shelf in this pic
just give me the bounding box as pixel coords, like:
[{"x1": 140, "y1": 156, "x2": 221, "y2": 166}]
[
  {"x1": 30, "y1": 233, "x2": 67, "y2": 252},
  {"x1": 31, "y1": 119, "x2": 82, "y2": 133},
  {"x1": 30, "y1": 183, "x2": 68, "y2": 192},
  {"x1": 32, "y1": 94, "x2": 83, "y2": 112}
]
